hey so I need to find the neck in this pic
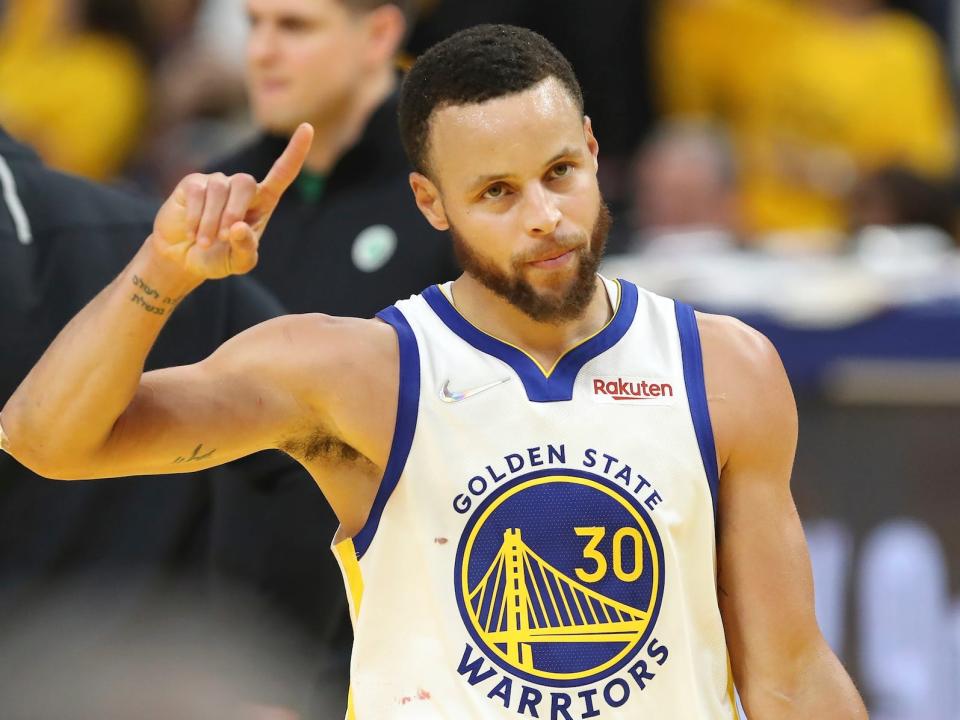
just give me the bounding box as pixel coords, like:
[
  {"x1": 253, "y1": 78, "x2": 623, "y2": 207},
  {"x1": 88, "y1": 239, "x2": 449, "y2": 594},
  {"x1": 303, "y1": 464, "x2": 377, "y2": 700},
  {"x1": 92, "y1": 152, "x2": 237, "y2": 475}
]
[
  {"x1": 450, "y1": 274, "x2": 613, "y2": 371},
  {"x1": 302, "y1": 67, "x2": 395, "y2": 174}
]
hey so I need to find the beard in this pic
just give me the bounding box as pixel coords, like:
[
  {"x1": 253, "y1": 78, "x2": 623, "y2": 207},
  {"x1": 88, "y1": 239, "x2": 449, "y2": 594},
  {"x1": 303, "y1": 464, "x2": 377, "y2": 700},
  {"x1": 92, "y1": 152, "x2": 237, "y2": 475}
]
[{"x1": 450, "y1": 202, "x2": 612, "y2": 324}]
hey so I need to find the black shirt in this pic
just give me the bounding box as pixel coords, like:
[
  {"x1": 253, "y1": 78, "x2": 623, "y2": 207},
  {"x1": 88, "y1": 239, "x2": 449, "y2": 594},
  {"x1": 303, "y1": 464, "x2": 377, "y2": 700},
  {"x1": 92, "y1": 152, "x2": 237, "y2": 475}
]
[
  {"x1": 212, "y1": 90, "x2": 459, "y2": 316},
  {"x1": 0, "y1": 128, "x2": 286, "y2": 700}
]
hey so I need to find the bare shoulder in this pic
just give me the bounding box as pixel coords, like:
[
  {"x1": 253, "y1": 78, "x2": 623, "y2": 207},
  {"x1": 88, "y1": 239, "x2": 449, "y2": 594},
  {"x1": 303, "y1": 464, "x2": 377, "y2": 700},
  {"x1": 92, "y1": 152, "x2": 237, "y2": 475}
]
[
  {"x1": 694, "y1": 312, "x2": 797, "y2": 471},
  {"x1": 695, "y1": 312, "x2": 781, "y2": 377}
]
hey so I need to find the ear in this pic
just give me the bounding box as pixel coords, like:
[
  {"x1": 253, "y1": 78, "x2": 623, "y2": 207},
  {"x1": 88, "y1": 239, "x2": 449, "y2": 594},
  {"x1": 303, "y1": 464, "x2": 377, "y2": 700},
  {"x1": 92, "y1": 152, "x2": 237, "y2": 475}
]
[
  {"x1": 583, "y1": 116, "x2": 600, "y2": 172},
  {"x1": 363, "y1": 4, "x2": 406, "y2": 67},
  {"x1": 409, "y1": 172, "x2": 450, "y2": 231}
]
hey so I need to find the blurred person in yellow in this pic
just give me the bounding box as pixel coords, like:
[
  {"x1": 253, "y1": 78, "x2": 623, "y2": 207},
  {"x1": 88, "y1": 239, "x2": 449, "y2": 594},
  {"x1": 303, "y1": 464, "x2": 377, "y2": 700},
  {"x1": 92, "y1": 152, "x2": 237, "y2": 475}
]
[
  {"x1": 657, "y1": 0, "x2": 958, "y2": 246},
  {"x1": 0, "y1": 0, "x2": 149, "y2": 180}
]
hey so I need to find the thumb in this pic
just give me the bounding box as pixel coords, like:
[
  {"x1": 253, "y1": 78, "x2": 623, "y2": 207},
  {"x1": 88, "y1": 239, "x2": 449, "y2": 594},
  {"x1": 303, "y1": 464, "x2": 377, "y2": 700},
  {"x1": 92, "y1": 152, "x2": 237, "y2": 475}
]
[{"x1": 227, "y1": 221, "x2": 259, "y2": 275}]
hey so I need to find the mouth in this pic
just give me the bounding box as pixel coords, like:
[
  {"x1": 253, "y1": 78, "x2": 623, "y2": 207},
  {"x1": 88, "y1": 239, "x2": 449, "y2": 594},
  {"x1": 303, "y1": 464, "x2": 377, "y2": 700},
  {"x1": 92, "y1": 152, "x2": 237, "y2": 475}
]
[
  {"x1": 527, "y1": 247, "x2": 578, "y2": 270},
  {"x1": 255, "y1": 79, "x2": 289, "y2": 94}
]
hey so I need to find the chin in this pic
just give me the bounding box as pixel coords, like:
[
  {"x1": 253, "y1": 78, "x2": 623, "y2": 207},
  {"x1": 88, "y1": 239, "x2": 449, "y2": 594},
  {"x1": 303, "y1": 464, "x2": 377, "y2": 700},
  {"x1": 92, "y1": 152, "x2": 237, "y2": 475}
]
[{"x1": 252, "y1": 107, "x2": 298, "y2": 135}]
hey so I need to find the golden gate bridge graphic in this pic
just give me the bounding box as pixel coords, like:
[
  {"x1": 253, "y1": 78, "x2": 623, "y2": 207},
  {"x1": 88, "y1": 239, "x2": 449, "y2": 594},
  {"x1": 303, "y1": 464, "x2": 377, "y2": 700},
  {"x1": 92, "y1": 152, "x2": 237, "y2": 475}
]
[{"x1": 467, "y1": 528, "x2": 651, "y2": 673}]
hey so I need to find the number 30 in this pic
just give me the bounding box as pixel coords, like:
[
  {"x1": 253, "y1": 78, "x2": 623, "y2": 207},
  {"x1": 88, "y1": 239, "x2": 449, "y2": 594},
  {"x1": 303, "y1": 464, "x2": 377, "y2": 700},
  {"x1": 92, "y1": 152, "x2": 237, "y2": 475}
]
[{"x1": 574, "y1": 526, "x2": 644, "y2": 583}]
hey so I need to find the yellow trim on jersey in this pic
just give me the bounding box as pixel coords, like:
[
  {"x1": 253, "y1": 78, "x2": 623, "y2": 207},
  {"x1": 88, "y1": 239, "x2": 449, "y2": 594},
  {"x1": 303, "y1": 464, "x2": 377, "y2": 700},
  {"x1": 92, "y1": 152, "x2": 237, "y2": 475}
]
[
  {"x1": 438, "y1": 277, "x2": 623, "y2": 378},
  {"x1": 335, "y1": 538, "x2": 365, "y2": 624},
  {"x1": 346, "y1": 688, "x2": 357, "y2": 720},
  {"x1": 726, "y1": 653, "x2": 738, "y2": 720},
  {"x1": 334, "y1": 538, "x2": 364, "y2": 720}
]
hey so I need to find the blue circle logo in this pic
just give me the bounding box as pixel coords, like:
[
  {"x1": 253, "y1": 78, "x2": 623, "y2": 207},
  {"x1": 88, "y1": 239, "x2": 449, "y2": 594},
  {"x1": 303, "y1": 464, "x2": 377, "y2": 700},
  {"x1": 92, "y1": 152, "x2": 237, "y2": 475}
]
[{"x1": 454, "y1": 469, "x2": 665, "y2": 687}]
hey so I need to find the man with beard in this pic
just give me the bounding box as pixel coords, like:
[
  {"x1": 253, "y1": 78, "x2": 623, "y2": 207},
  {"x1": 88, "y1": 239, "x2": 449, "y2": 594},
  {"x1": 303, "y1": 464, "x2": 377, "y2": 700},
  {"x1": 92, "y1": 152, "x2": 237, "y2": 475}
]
[{"x1": 3, "y1": 25, "x2": 866, "y2": 720}]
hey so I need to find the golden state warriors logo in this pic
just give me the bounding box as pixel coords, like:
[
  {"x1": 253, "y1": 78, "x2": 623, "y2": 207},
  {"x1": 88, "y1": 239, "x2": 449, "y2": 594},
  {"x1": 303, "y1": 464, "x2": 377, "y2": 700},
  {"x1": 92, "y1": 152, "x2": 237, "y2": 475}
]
[{"x1": 454, "y1": 468, "x2": 665, "y2": 687}]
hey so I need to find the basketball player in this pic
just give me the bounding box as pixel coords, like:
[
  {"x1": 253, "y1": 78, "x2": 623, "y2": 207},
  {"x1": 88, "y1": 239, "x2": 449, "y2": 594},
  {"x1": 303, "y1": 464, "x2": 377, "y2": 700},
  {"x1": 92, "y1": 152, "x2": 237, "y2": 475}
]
[{"x1": 2, "y1": 25, "x2": 866, "y2": 719}]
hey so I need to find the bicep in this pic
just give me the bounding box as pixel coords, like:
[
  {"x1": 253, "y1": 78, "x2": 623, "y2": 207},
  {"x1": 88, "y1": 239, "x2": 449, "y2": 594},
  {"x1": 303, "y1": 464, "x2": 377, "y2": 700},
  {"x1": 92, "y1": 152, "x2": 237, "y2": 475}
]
[
  {"x1": 94, "y1": 364, "x2": 279, "y2": 478},
  {"x1": 67, "y1": 320, "x2": 307, "y2": 480}
]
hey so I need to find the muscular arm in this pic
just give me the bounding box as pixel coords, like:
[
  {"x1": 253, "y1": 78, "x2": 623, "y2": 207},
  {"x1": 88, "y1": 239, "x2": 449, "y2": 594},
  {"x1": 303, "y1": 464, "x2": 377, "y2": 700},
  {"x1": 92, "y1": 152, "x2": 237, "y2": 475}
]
[
  {"x1": 0, "y1": 242, "x2": 363, "y2": 480},
  {"x1": 700, "y1": 313, "x2": 867, "y2": 719}
]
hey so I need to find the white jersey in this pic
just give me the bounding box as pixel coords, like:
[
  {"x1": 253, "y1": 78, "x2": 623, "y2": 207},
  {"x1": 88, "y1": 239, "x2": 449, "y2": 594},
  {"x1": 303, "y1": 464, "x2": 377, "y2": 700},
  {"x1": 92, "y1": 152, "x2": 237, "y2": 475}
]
[{"x1": 334, "y1": 277, "x2": 736, "y2": 719}]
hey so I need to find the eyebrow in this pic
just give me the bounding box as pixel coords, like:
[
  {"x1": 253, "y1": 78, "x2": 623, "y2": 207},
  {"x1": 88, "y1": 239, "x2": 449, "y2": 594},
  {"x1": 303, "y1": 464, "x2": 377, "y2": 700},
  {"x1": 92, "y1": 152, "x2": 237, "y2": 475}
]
[{"x1": 467, "y1": 146, "x2": 584, "y2": 192}]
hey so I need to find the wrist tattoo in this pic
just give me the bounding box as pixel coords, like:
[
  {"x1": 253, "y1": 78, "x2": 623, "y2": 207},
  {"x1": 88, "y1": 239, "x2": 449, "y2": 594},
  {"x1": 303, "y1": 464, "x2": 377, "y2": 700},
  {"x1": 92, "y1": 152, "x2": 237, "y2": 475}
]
[
  {"x1": 130, "y1": 293, "x2": 166, "y2": 315},
  {"x1": 173, "y1": 443, "x2": 216, "y2": 464},
  {"x1": 129, "y1": 275, "x2": 183, "y2": 316}
]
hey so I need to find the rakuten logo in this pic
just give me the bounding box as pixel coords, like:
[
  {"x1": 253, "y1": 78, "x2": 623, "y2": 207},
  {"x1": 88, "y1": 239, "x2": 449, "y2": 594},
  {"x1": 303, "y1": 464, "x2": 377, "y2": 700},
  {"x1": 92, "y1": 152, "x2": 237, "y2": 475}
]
[{"x1": 591, "y1": 376, "x2": 675, "y2": 404}]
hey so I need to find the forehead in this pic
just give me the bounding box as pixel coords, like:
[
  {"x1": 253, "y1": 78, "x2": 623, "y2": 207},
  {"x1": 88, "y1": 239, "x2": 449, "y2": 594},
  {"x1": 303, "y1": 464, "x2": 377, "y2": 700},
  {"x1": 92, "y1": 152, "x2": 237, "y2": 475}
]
[{"x1": 427, "y1": 77, "x2": 586, "y2": 185}]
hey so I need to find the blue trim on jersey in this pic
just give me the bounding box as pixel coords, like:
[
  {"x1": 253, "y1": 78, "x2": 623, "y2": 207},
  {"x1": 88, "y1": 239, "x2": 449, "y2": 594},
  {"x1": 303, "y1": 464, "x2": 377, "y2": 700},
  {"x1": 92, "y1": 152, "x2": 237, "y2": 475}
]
[
  {"x1": 421, "y1": 280, "x2": 639, "y2": 403},
  {"x1": 675, "y1": 301, "x2": 720, "y2": 518},
  {"x1": 352, "y1": 306, "x2": 421, "y2": 559}
]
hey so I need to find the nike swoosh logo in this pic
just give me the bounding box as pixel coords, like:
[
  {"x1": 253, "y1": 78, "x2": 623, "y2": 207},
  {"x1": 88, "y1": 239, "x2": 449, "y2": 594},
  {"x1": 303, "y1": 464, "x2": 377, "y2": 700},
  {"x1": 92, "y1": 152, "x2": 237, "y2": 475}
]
[{"x1": 440, "y1": 377, "x2": 511, "y2": 403}]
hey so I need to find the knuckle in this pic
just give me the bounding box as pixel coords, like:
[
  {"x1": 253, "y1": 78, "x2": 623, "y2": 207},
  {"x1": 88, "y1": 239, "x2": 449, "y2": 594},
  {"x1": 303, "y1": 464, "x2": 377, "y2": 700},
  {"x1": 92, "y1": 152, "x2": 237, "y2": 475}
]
[
  {"x1": 234, "y1": 173, "x2": 256, "y2": 189},
  {"x1": 185, "y1": 177, "x2": 206, "y2": 196},
  {"x1": 209, "y1": 175, "x2": 229, "y2": 194}
]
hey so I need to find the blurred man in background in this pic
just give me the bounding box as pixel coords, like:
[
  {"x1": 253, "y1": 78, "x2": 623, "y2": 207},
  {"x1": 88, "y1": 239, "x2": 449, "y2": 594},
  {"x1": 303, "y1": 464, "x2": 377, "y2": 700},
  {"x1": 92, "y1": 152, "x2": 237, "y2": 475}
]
[
  {"x1": 205, "y1": 1, "x2": 458, "y2": 715},
  {"x1": 213, "y1": 0, "x2": 456, "y2": 315},
  {"x1": 0, "y1": 124, "x2": 302, "y2": 716},
  {"x1": 626, "y1": 121, "x2": 742, "y2": 254}
]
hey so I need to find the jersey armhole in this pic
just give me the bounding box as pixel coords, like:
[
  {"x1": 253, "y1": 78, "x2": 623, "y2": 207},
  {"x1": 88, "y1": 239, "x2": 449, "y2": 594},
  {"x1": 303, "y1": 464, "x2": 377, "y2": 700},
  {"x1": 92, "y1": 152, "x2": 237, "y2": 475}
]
[
  {"x1": 674, "y1": 301, "x2": 720, "y2": 522},
  {"x1": 351, "y1": 306, "x2": 421, "y2": 558}
]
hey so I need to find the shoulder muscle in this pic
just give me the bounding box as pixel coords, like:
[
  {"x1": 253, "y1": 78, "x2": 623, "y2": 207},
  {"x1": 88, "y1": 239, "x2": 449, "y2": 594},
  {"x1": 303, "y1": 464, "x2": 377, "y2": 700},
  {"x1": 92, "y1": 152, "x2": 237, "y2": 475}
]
[{"x1": 695, "y1": 312, "x2": 798, "y2": 478}]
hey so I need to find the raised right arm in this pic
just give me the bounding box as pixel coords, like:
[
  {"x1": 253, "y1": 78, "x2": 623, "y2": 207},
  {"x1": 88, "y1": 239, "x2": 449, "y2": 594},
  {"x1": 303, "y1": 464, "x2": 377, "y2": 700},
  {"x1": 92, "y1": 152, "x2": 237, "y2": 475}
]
[{"x1": 0, "y1": 125, "x2": 317, "y2": 479}]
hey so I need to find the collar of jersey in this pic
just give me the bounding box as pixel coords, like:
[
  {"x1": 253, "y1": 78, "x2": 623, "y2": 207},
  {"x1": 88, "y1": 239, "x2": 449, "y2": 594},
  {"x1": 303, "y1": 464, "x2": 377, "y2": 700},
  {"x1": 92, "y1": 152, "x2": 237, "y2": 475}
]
[{"x1": 422, "y1": 278, "x2": 639, "y2": 403}]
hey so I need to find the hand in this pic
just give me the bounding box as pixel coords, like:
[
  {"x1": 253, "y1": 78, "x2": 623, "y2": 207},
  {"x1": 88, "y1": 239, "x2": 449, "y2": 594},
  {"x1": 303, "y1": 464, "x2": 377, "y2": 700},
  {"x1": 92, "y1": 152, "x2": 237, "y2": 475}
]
[{"x1": 151, "y1": 123, "x2": 314, "y2": 279}]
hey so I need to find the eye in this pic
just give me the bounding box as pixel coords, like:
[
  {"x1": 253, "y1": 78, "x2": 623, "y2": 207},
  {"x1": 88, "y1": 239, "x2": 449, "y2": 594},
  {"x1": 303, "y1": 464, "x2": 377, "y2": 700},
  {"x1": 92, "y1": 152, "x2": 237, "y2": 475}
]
[
  {"x1": 278, "y1": 15, "x2": 311, "y2": 32},
  {"x1": 551, "y1": 163, "x2": 573, "y2": 178},
  {"x1": 482, "y1": 183, "x2": 509, "y2": 200}
]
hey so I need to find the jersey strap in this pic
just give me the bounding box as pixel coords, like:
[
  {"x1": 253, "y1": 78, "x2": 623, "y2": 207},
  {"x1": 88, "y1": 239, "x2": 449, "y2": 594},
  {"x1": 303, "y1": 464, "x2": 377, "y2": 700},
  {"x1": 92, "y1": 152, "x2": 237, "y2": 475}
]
[
  {"x1": 352, "y1": 305, "x2": 421, "y2": 558},
  {"x1": 675, "y1": 301, "x2": 720, "y2": 518}
]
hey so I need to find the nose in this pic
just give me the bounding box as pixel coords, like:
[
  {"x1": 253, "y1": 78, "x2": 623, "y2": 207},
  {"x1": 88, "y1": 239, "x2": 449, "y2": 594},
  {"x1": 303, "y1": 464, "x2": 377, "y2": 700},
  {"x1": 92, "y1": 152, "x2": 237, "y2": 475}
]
[
  {"x1": 520, "y1": 182, "x2": 561, "y2": 237},
  {"x1": 247, "y1": 23, "x2": 278, "y2": 67}
]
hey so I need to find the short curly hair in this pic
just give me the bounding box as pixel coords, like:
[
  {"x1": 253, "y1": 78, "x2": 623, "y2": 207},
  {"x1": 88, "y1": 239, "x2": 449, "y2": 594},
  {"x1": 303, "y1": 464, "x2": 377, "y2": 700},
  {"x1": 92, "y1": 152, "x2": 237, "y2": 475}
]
[{"x1": 399, "y1": 24, "x2": 584, "y2": 174}]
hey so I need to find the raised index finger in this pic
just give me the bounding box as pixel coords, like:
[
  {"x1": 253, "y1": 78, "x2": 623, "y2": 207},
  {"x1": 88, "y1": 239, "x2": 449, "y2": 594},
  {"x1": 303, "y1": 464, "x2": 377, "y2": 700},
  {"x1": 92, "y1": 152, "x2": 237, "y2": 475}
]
[{"x1": 256, "y1": 123, "x2": 315, "y2": 211}]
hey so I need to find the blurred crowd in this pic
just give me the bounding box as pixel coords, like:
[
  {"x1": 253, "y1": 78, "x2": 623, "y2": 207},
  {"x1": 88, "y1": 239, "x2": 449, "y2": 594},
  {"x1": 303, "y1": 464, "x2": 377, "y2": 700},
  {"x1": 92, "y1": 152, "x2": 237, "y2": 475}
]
[
  {"x1": 2, "y1": 1, "x2": 960, "y2": 719},
  {"x1": 1, "y1": 0, "x2": 958, "y2": 249}
]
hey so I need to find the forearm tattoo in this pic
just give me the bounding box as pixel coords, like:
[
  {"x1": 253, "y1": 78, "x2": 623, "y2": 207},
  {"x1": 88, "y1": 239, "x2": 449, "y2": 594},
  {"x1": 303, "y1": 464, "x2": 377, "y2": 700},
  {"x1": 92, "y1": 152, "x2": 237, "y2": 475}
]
[
  {"x1": 128, "y1": 274, "x2": 184, "y2": 316},
  {"x1": 173, "y1": 443, "x2": 216, "y2": 465}
]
